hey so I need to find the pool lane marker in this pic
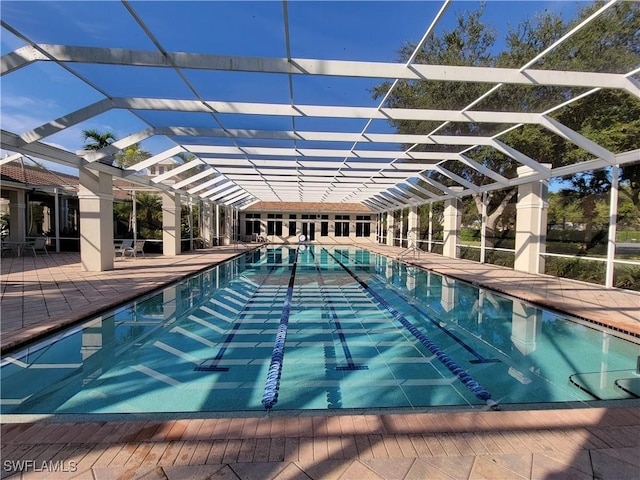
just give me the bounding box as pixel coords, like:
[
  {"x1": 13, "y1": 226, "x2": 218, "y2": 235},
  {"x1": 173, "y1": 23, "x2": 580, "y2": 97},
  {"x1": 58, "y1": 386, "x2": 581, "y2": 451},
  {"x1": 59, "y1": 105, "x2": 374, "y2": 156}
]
[
  {"x1": 309, "y1": 248, "x2": 368, "y2": 371},
  {"x1": 262, "y1": 246, "x2": 300, "y2": 410},
  {"x1": 335, "y1": 250, "x2": 501, "y2": 365},
  {"x1": 195, "y1": 265, "x2": 277, "y2": 372},
  {"x1": 325, "y1": 249, "x2": 499, "y2": 409}
]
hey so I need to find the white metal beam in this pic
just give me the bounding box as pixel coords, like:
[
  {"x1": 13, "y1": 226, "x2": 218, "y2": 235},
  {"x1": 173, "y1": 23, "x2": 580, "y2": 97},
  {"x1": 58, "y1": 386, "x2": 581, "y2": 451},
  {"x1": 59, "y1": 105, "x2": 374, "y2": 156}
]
[
  {"x1": 8, "y1": 44, "x2": 634, "y2": 92},
  {"x1": 127, "y1": 146, "x2": 185, "y2": 172}
]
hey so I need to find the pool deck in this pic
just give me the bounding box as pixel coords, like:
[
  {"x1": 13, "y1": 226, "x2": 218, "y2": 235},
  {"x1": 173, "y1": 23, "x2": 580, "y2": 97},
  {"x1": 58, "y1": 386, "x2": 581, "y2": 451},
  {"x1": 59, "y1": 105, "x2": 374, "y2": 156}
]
[{"x1": 1, "y1": 244, "x2": 639, "y2": 479}]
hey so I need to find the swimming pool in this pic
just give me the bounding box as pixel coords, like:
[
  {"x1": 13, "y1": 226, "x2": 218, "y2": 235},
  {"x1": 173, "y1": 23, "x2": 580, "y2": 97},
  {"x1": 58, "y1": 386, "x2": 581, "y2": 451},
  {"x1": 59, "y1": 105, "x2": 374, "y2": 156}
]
[{"x1": 2, "y1": 245, "x2": 638, "y2": 415}]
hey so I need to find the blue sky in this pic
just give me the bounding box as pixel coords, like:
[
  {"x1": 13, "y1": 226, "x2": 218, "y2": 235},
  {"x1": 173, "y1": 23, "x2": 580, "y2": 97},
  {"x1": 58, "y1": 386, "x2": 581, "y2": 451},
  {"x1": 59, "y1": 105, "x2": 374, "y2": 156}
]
[{"x1": 1, "y1": 1, "x2": 586, "y2": 175}]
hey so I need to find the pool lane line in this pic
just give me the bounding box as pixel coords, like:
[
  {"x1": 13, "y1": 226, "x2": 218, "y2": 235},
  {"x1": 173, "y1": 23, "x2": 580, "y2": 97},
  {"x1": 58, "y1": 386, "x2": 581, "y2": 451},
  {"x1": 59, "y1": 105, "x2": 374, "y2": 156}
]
[
  {"x1": 262, "y1": 246, "x2": 300, "y2": 410},
  {"x1": 325, "y1": 249, "x2": 498, "y2": 409},
  {"x1": 195, "y1": 264, "x2": 278, "y2": 372},
  {"x1": 334, "y1": 250, "x2": 500, "y2": 365},
  {"x1": 309, "y1": 248, "x2": 368, "y2": 371}
]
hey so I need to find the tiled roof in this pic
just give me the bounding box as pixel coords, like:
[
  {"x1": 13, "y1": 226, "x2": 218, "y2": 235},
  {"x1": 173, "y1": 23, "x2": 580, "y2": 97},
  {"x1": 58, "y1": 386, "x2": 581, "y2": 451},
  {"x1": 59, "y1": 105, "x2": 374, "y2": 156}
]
[
  {"x1": 1, "y1": 161, "x2": 139, "y2": 200},
  {"x1": 245, "y1": 201, "x2": 372, "y2": 213},
  {"x1": 1, "y1": 162, "x2": 78, "y2": 188}
]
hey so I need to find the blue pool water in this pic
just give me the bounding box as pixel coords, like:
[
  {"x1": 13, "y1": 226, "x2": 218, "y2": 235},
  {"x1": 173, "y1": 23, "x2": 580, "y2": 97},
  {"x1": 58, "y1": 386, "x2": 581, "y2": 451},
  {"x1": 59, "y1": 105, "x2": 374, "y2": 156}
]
[{"x1": 2, "y1": 245, "x2": 639, "y2": 414}]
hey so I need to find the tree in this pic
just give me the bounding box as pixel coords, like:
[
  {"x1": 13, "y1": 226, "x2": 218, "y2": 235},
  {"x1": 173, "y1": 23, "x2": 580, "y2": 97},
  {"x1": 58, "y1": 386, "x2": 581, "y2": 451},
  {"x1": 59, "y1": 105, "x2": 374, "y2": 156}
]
[
  {"x1": 136, "y1": 193, "x2": 162, "y2": 238},
  {"x1": 82, "y1": 129, "x2": 117, "y2": 165},
  {"x1": 114, "y1": 143, "x2": 151, "y2": 168},
  {"x1": 373, "y1": 1, "x2": 639, "y2": 247}
]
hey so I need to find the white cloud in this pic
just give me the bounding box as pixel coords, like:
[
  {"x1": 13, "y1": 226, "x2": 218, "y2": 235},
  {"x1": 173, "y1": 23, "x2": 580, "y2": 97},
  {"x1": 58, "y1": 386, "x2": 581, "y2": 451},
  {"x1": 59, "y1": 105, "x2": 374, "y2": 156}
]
[
  {"x1": 1, "y1": 96, "x2": 37, "y2": 109},
  {"x1": 0, "y1": 112, "x2": 47, "y2": 133}
]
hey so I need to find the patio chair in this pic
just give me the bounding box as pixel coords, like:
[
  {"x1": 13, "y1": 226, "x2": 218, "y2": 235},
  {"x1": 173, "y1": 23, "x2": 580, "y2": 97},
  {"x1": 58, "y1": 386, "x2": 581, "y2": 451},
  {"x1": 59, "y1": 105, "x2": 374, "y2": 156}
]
[
  {"x1": 24, "y1": 237, "x2": 48, "y2": 256},
  {"x1": 1, "y1": 240, "x2": 16, "y2": 257},
  {"x1": 116, "y1": 239, "x2": 134, "y2": 257},
  {"x1": 132, "y1": 240, "x2": 145, "y2": 257}
]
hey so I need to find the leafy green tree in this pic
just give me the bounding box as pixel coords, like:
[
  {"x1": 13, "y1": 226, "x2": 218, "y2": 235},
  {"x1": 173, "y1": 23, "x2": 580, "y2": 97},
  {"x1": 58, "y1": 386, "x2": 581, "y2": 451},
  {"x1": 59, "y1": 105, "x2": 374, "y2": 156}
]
[{"x1": 373, "y1": 1, "x2": 639, "y2": 247}]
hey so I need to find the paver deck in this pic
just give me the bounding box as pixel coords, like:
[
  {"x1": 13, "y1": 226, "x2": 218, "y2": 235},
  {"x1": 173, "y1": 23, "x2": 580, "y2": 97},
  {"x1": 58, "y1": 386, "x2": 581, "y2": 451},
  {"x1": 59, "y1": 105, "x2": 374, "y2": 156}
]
[{"x1": 1, "y1": 244, "x2": 639, "y2": 479}]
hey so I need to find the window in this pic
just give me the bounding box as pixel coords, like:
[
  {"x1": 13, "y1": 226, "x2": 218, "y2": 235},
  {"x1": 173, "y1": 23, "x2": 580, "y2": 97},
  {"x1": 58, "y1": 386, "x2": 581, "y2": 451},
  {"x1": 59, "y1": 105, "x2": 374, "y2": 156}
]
[
  {"x1": 335, "y1": 215, "x2": 350, "y2": 237},
  {"x1": 267, "y1": 213, "x2": 283, "y2": 236},
  {"x1": 321, "y1": 221, "x2": 329, "y2": 236},
  {"x1": 245, "y1": 213, "x2": 261, "y2": 236},
  {"x1": 289, "y1": 214, "x2": 297, "y2": 236},
  {"x1": 356, "y1": 215, "x2": 371, "y2": 237}
]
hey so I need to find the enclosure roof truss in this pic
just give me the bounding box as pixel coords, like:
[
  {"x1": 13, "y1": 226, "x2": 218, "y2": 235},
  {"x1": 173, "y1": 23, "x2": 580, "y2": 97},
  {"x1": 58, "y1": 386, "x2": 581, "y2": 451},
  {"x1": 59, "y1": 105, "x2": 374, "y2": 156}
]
[{"x1": 1, "y1": 0, "x2": 637, "y2": 212}]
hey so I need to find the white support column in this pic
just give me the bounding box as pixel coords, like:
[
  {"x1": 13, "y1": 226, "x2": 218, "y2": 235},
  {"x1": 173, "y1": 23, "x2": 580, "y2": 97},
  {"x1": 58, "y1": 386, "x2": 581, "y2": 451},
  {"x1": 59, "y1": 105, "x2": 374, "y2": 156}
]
[
  {"x1": 605, "y1": 165, "x2": 619, "y2": 288},
  {"x1": 162, "y1": 191, "x2": 181, "y2": 256},
  {"x1": 78, "y1": 168, "x2": 114, "y2": 271},
  {"x1": 428, "y1": 203, "x2": 433, "y2": 252},
  {"x1": 480, "y1": 192, "x2": 487, "y2": 264},
  {"x1": 202, "y1": 202, "x2": 213, "y2": 247},
  {"x1": 215, "y1": 204, "x2": 220, "y2": 245},
  {"x1": 223, "y1": 206, "x2": 232, "y2": 245},
  {"x1": 7, "y1": 189, "x2": 26, "y2": 242},
  {"x1": 132, "y1": 189, "x2": 137, "y2": 245},
  {"x1": 442, "y1": 187, "x2": 463, "y2": 259},
  {"x1": 514, "y1": 164, "x2": 551, "y2": 274},
  {"x1": 188, "y1": 199, "x2": 194, "y2": 251},
  {"x1": 386, "y1": 210, "x2": 395, "y2": 246},
  {"x1": 408, "y1": 206, "x2": 419, "y2": 249},
  {"x1": 54, "y1": 187, "x2": 60, "y2": 253}
]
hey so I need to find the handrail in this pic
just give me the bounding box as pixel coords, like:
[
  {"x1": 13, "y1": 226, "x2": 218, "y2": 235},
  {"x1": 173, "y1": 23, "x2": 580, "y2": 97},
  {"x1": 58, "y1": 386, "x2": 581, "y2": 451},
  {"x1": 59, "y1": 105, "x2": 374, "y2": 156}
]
[{"x1": 397, "y1": 246, "x2": 421, "y2": 259}]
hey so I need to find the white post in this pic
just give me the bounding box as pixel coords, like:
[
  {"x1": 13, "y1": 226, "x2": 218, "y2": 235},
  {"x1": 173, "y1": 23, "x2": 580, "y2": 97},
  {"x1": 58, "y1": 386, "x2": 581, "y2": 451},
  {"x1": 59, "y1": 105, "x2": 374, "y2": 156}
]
[
  {"x1": 8, "y1": 189, "x2": 26, "y2": 242},
  {"x1": 215, "y1": 204, "x2": 220, "y2": 245},
  {"x1": 386, "y1": 210, "x2": 395, "y2": 246},
  {"x1": 78, "y1": 168, "x2": 114, "y2": 271},
  {"x1": 605, "y1": 165, "x2": 619, "y2": 288},
  {"x1": 189, "y1": 198, "x2": 194, "y2": 251},
  {"x1": 54, "y1": 187, "x2": 60, "y2": 253},
  {"x1": 399, "y1": 209, "x2": 404, "y2": 247},
  {"x1": 480, "y1": 192, "x2": 487, "y2": 264},
  {"x1": 514, "y1": 164, "x2": 551, "y2": 274},
  {"x1": 132, "y1": 189, "x2": 137, "y2": 245},
  {"x1": 428, "y1": 203, "x2": 433, "y2": 252},
  {"x1": 443, "y1": 187, "x2": 464, "y2": 258},
  {"x1": 162, "y1": 190, "x2": 181, "y2": 256},
  {"x1": 408, "y1": 206, "x2": 419, "y2": 249}
]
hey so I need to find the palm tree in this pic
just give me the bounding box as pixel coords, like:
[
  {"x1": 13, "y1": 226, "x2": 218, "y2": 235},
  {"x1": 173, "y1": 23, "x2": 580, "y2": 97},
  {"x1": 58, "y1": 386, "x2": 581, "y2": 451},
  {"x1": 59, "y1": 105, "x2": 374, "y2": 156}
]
[
  {"x1": 114, "y1": 143, "x2": 151, "y2": 168},
  {"x1": 82, "y1": 129, "x2": 117, "y2": 165},
  {"x1": 136, "y1": 193, "x2": 162, "y2": 238}
]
